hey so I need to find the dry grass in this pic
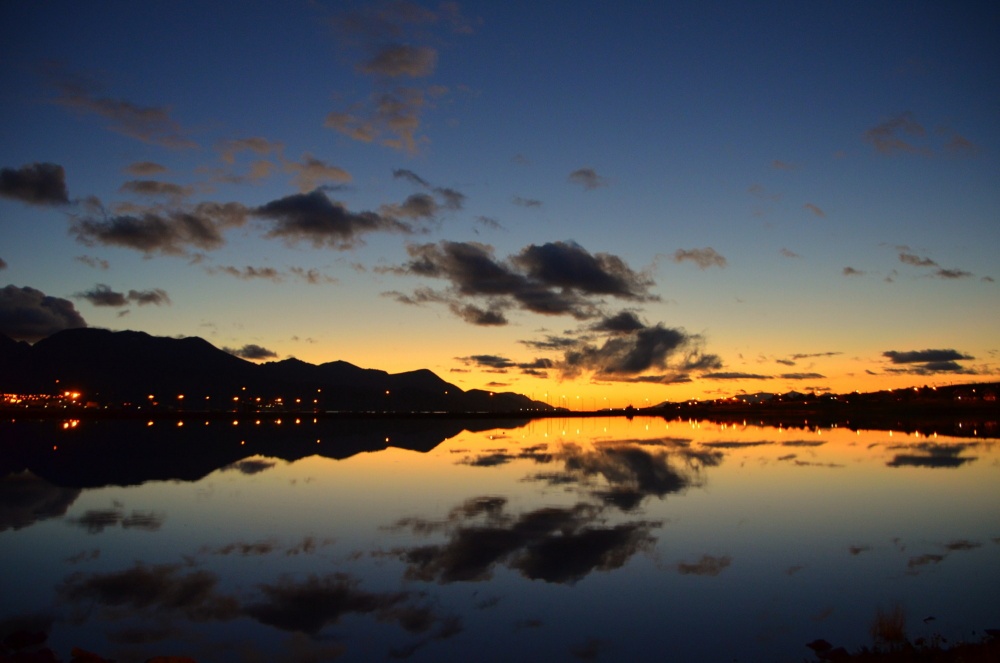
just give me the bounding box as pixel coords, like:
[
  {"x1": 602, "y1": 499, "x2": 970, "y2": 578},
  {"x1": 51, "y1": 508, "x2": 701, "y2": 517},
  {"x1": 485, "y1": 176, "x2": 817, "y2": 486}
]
[{"x1": 870, "y1": 604, "x2": 907, "y2": 649}]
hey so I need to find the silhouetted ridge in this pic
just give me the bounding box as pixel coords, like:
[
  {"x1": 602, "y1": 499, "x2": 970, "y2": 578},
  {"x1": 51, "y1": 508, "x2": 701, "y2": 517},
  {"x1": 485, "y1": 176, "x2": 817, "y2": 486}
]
[{"x1": 0, "y1": 329, "x2": 551, "y2": 413}]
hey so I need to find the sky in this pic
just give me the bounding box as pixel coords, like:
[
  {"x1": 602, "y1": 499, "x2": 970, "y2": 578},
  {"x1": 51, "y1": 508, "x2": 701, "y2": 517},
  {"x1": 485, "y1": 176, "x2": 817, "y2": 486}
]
[{"x1": 1, "y1": 0, "x2": 998, "y2": 406}]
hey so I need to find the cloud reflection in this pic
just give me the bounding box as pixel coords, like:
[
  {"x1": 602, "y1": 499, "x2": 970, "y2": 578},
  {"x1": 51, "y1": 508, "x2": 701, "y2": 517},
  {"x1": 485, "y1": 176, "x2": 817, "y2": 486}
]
[
  {"x1": 391, "y1": 497, "x2": 658, "y2": 585},
  {"x1": 886, "y1": 442, "x2": 978, "y2": 468}
]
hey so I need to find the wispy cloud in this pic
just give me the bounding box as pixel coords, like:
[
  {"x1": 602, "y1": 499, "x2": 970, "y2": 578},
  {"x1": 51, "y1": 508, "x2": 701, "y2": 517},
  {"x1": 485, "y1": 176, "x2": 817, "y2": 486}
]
[
  {"x1": 568, "y1": 168, "x2": 609, "y2": 191},
  {"x1": 672, "y1": 247, "x2": 727, "y2": 269},
  {"x1": 863, "y1": 111, "x2": 927, "y2": 155},
  {"x1": 804, "y1": 203, "x2": 825, "y2": 218}
]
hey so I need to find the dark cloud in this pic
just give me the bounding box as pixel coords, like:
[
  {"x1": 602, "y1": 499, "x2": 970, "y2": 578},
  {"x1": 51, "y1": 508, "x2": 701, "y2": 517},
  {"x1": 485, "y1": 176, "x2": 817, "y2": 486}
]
[
  {"x1": 450, "y1": 302, "x2": 507, "y2": 326},
  {"x1": 0, "y1": 284, "x2": 87, "y2": 341},
  {"x1": 459, "y1": 354, "x2": 516, "y2": 369},
  {"x1": 568, "y1": 168, "x2": 609, "y2": 190},
  {"x1": 0, "y1": 163, "x2": 69, "y2": 205},
  {"x1": 391, "y1": 169, "x2": 465, "y2": 211},
  {"x1": 223, "y1": 344, "x2": 278, "y2": 361},
  {"x1": 590, "y1": 311, "x2": 646, "y2": 334},
  {"x1": 886, "y1": 442, "x2": 977, "y2": 468},
  {"x1": 391, "y1": 240, "x2": 656, "y2": 324},
  {"x1": 512, "y1": 196, "x2": 542, "y2": 208},
  {"x1": 119, "y1": 179, "x2": 194, "y2": 199},
  {"x1": 289, "y1": 267, "x2": 337, "y2": 285},
  {"x1": 76, "y1": 283, "x2": 127, "y2": 307},
  {"x1": 790, "y1": 351, "x2": 841, "y2": 360},
  {"x1": 69, "y1": 508, "x2": 164, "y2": 533},
  {"x1": 883, "y1": 349, "x2": 973, "y2": 364},
  {"x1": 780, "y1": 372, "x2": 825, "y2": 379},
  {"x1": 359, "y1": 44, "x2": 438, "y2": 77},
  {"x1": 209, "y1": 265, "x2": 283, "y2": 282},
  {"x1": 382, "y1": 192, "x2": 440, "y2": 219},
  {"x1": 676, "y1": 554, "x2": 732, "y2": 576},
  {"x1": 842, "y1": 266, "x2": 864, "y2": 276},
  {"x1": 0, "y1": 258, "x2": 6, "y2": 270},
  {"x1": 561, "y1": 325, "x2": 720, "y2": 378},
  {"x1": 71, "y1": 201, "x2": 248, "y2": 255},
  {"x1": 124, "y1": 161, "x2": 167, "y2": 176},
  {"x1": 0, "y1": 471, "x2": 80, "y2": 532},
  {"x1": 128, "y1": 288, "x2": 170, "y2": 306},
  {"x1": 393, "y1": 498, "x2": 657, "y2": 585},
  {"x1": 863, "y1": 111, "x2": 928, "y2": 155},
  {"x1": 58, "y1": 562, "x2": 239, "y2": 621},
  {"x1": 673, "y1": 247, "x2": 727, "y2": 269},
  {"x1": 934, "y1": 268, "x2": 972, "y2": 279},
  {"x1": 702, "y1": 372, "x2": 770, "y2": 380},
  {"x1": 245, "y1": 573, "x2": 433, "y2": 635},
  {"x1": 285, "y1": 155, "x2": 352, "y2": 193},
  {"x1": 255, "y1": 189, "x2": 409, "y2": 249},
  {"x1": 223, "y1": 458, "x2": 278, "y2": 475},
  {"x1": 49, "y1": 70, "x2": 197, "y2": 149}
]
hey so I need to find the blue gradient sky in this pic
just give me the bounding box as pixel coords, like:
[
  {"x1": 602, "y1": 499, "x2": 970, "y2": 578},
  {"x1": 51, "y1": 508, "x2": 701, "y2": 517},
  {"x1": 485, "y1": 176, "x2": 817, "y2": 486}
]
[{"x1": 1, "y1": 1, "x2": 997, "y2": 404}]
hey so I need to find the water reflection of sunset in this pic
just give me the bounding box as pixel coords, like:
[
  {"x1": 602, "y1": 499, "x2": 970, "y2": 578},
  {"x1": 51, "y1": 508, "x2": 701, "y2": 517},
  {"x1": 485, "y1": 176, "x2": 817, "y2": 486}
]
[{"x1": 1, "y1": 417, "x2": 997, "y2": 662}]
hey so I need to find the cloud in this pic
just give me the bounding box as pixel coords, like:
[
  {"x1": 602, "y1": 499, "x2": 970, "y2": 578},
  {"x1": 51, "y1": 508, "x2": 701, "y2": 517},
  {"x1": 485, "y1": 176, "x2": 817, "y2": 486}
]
[
  {"x1": 389, "y1": 240, "x2": 657, "y2": 324},
  {"x1": 124, "y1": 161, "x2": 167, "y2": 176},
  {"x1": 780, "y1": 372, "x2": 825, "y2": 379},
  {"x1": 944, "y1": 132, "x2": 979, "y2": 155},
  {"x1": 119, "y1": 179, "x2": 195, "y2": 200},
  {"x1": 886, "y1": 442, "x2": 977, "y2": 469},
  {"x1": 702, "y1": 372, "x2": 770, "y2": 380},
  {"x1": 512, "y1": 196, "x2": 542, "y2": 208},
  {"x1": 223, "y1": 458, "x2": 278, "y2": 475},
  {"x1": 842, "y1": 266, "x2": 864, "y2": 276},
  {"x1": 676, "y1": 554, "x2": 732, "y2": 576},
  {"x1": 934, "y1": 268, "x2": 972, "y2": 279},
  {"x1": 325, "y1": 87, "x2": 429, "y2": 153},
  {"x1": 254, "y1": 189, "x2": 410, "y2": 249},
  {"x1": 0, "y1": 472, "x2": 80, "y2": 532},
  {"x1": 69, "y1": 508, "x2": 164, "y2": 533},
  {"x1": 561, "y1": 324, "x2": 720, "y2": 378},
  {"x1": 75, "y1": 284, "x2": 127, "y2": 307},
  {"x1": 128, "y1": 288, "x2": 170, "y2": 306},
  {"x1": 0, "y1": 163, "x2": 69, "y2": 205},
  {"x1": 863, "y1": 111, "x2": 928, "y2": 155},
  {"x1": 590, "y1": 311, "x2": 646, "y2": 334},
  {"x1": 209, "y1": 265, "x2": 282, "y2": 282},
  {"x1": 450, "y1": 303, "x2": 507, "y2": 326},
  {"x1": 76, "y1": 255, "x2": 109, "y2": 270},
  {"x1": 359, "y1": 44, "x2": 438, "y2": 77},
  {"x1": 71, "y1": 201, "x2": 249, "y2": 256},
  {"x1": 458, "y1": 354, "x2": 516, "y2": 369},
  {"x1": 49, "y1": 70, "x2": 197, "y2": 149},
  {"x1": 218, "y1": 137, "x2": 284, "y2": 164},
  {"x1": 780, "y1": 248, "x2": 800, "y2": 259},
  {"x1": 899, "y1": 251, "x2": 937, "y2": 267},
  {"x1": 672, "y1": 247, "x2": 727, "y2": 269},
  {"x1": 568, "y1": 168, "x2": 609, "y2": 190},
  {"x1": 0, "y1": 284, "x2": 87, "y2": 341},
  {"x1": 804, "y1": 203, "x2": 826, "y2": 218},
  {"x1": 223, "y1": 344, "x2": 278, "y2": 360},
  {"x1": 790, "y1": 351, "x2": 841, "y2": 360},
  {"x1": 475, "y1": 216, "x2": 504, "y2": 231},
  {"x1": 285, "y1": 155, "x2": 352, "y2": 193},
  {"x1": 771, "y1": 160, "x2": 796, "y2": 171},
  {"x1": 392, "y1": 168, "x2": 466, "y2": 211},
  {"x1": 883, "y1": 349, "x2": 973, "y2": 364},
  {"x1": 0, "y1": 258, "x2": 6, "y2": 270},
  {"x1": 393, "y1": 497, "x2": 657, "y2": 584}
]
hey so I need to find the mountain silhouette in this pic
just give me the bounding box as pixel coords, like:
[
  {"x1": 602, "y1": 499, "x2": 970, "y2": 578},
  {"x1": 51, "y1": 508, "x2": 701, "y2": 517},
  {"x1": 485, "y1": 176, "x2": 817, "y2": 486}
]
[{"x1": 0, "y1": 328, "x2": 552, "y2": 413}]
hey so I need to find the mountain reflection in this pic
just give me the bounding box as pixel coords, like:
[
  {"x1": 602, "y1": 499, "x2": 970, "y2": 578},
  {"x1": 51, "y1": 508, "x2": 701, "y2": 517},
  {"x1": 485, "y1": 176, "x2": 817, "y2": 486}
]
[{"x1": 0, "y1": 471, "x2": 80, "y2": 531}]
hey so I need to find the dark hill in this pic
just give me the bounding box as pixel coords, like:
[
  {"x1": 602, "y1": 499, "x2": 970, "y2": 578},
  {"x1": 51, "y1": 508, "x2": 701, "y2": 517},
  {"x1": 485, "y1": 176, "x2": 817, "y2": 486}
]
[{"x1": 0, "y1": 329, "x2": 552, "y2": 414}]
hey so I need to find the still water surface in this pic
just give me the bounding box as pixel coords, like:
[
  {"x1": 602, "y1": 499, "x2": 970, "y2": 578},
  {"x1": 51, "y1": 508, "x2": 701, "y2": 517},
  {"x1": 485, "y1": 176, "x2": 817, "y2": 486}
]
[{"x1": 1, "y1": 416, "x2": 997, "y2": 662}]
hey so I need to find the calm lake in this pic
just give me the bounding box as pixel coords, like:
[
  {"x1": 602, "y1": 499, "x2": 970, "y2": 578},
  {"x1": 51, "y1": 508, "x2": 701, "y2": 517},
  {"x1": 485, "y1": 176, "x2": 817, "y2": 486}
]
[{"x1": 1, "y1": 416, "x2": 997, "y2": 662}]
